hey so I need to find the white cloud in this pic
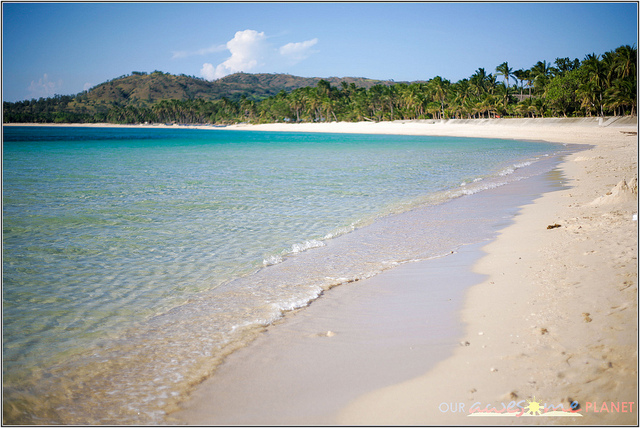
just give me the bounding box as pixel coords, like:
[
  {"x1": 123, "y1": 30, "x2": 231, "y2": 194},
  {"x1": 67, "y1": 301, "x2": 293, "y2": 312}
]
[
  {"x1": 199, "y1": 29, "x2": 318, "y2": 81},
  {"x1": 27, "y1": 74, "x2": 62, "y2": 99},
  {"x1": 83, "y1": 82, "x2": 93, "y2": 91},
  {"x1": 201, "y1": 63, "x2": 217, "y2": 81},
  {"x1": 279, "y1": 38, "x2": 318, "y2": 64},
  {"x1": 202, "y1": 29, "x2": 268, "y2": 80}
]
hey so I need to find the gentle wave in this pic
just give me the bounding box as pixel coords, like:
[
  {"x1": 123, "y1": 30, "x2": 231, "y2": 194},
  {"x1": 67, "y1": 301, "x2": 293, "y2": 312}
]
[{"x1": 263, "y1": 239, "x2": 328, "y2": 266}]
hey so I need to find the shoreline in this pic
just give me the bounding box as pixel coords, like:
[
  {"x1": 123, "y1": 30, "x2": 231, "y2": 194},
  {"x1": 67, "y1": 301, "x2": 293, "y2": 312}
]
[
  {"x1": 170, "y1": 118, "x2": 637, "y2": 424},
  {"x1": 336, "y1": 122, "x2": 638, "y2": 424},
  {"x1": 170, "y1": 159, "x2": 570, "y2": 425},
  {"x1": 4, "y1": 116, "x2": 639, "y2": 132},
  {"x1": 5, "y1": 119, "x2": 636, "y2": 424}
]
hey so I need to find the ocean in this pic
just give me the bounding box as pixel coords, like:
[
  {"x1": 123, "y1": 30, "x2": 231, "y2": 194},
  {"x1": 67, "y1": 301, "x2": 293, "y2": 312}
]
[{"x1": 2, "y1": 125, "x2": 569, "y2": 423}]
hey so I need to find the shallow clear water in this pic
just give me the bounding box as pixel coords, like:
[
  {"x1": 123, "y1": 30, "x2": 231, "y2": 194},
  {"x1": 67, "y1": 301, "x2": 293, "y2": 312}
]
[{"x1": 2, "y1": 126, "x2": 567, "y2": 423}]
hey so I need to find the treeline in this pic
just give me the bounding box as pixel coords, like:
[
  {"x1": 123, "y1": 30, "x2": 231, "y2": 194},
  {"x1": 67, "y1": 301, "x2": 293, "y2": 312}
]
[
  {"x1": 2, "y1": 94, "x2": 105, "y2": 123},
  {"x1": 3, "y1": 45, "x2": 636, "y2": 125}
]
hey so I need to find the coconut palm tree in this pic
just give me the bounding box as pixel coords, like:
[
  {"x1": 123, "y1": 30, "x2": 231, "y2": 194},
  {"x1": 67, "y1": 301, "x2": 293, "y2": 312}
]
[
  {"x1": 470, "y1": 68, "x2": 490, "y2": 96},
  {"x1": 613, "y1": 44, "x2": 637, "y2": 80},
  {"x1": 582, "y1": 54, "x2": 607, "y2": 116},
  {"x1": 496, "y1": 62, "x2": 515, "y2": 88},
  {"x1": 577, "y1": 80, "x2": 600, "y2": 117},
  {"x1": 428, "y1": 76, "x2": 450, "y2": 119},
  {"x1": 450, "y1": 79, "x2": 473, "y2": 118},
  {"x1": 513, "y1": 69, "x2": 527, "y2": 97},
  {"x1": 496, "y1": 62, "x2": 517, "y2": 109},
  {"x1": 399, "y1": 83, "x2": 425, "y2": 119},
  {"x1": 605, "y1": 78, "x2": 636, "y2": 116},
  {"x1": 288, "y1": 90, "x2": 304, "y2": 122},
  {"x1": 530, "y1": 60, "x2": 553, "y2": 94}
]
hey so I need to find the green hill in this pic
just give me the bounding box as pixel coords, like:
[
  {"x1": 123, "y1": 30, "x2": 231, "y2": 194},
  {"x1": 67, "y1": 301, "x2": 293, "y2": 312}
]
[
  {"x1": 81, "y1": 71, "x2": 395, "y2": 106},
  {"x1": 82, "y1": 71, "x2": 217, "y2": 105},
  {"x1": 4, "y1": 71, "x2": 398, "y2": 123},
  {"x1": 209, "y1": 73, "x2": 395, "y2": 100}
]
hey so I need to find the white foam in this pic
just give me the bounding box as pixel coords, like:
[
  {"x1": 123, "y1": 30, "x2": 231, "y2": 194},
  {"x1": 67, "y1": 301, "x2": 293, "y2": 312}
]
[
  {"x1": 498, "y1": 167, "x2": 515, "y2": 176},
  {"x1": 262, "y1": 255, "x2": 283, "y2": 266},
  {"x1": 273, "y1": 289, "x2": 322, "y2": 312},
  {"x1": 461, "y1": 177, "x2": 484, "y2": 187},
  {"x1": 263, "y1": 239, "x2": 326, "y2": 266},
  {"x1": 323, "y1": 223, "x2": 357, "y2": 240},
  {"x1": 499, "y1": 160, "x2": 533, "y2": 176},
  {"x1": 291, "y1": 239, "x2": 325, "y2": 253},
  {"x1": 514, "y1": 161, "x2": 533, "y2": 168}
]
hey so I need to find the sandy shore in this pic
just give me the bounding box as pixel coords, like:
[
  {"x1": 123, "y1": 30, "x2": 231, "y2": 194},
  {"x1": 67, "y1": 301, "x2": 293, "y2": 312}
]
[
  {"x1": 8, "y1": 118, "x2": 638, "y2": 424},
  {"x1": 171, "y1": 118, "x2": 638, "y2": 424},
  {"x1": 336, "y1": 120, "x2": 638, "y2": 425}
]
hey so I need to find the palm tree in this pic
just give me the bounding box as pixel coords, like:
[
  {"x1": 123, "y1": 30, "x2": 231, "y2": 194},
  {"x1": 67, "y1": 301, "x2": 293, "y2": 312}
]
[
  {"x1": 613, "y1": 45, "x2": 637, "y2": 80},
  {"x1": 428, "y1": 76, "x2": 450, "y2": 119},
  {"x1": 496, "y1": 62, "x2": 515, "y2": 88},
  {"x1": 485, "y1": 74, "x2": 498, "y2": 95},
  {"x1": 367, "y1": 85, "x2": 386, "y2": 121},
  {"x1": 398, "y1": 83, "x2": 423, "y2": 119},
  {"x1": 302, "y1": 87, "x2": 321, "y2": 121},
  {"x1": 532, "y1": 97, "x2": 547, "y2": 118},
  {"x1": 582, "y1": 54, "x2": 607, "y2": 116},
  {"x1": 425, "y1": 101, "x2": 442, "y2": 120},
  {"x1": 522, "y1": 69, "x2": 534, "y2": 96},
  {"x1": 239, "y1": 95, "x2": 257, "y2": 122},
  {"x1": 513, "y1": 69, "x2": 533, "y2": 99},
  {"x1": 470, "y1": 68, "x2": 489, "y2": 96},
  {"x1": 450, "y1": 79, "x2": 473, "y2": 118},
  {"x1": 513, "y1": 69, "x2": 524, "y2": 97},
  {"x1": 530, "y1": 60, "x2": 553, "y2": 94},
  {"x1": 496, "y1": 62, "x2": 516, "y2": 110},
  {"x1": 289, "y1": 90, "x2": 304, "y2": 122},
  {"x1": 577, "y1": 80, "x2": 600, "y2": 117},
  {"x1": 515, "y1": 98, "x2": 536, "y2": 118},
  {"x1": 605, "y1": 78, "x2": 637, "y2": 116}
]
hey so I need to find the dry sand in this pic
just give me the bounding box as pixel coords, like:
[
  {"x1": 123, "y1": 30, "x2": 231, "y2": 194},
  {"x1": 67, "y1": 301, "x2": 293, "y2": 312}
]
[{"x1": 10, "y1": 118, "x2": 638, "y2": 424}]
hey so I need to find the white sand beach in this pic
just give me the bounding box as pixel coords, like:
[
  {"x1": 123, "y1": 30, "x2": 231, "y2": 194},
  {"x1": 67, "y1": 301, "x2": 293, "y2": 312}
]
[
  {"x1": 335, "y1": 118, "x2": 639, "y2": 425},
  {"x1": 166, "y1": 117, "x2": 638, "y2": 424},
  {"x1": 8, "y1": 118, "x2": 638, "y2": 424}
]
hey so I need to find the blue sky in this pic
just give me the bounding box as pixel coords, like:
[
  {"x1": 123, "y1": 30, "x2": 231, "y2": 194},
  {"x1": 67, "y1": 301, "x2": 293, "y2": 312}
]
[{"x1": 2, "y1": 2, "x2": 637, "y2": 102}]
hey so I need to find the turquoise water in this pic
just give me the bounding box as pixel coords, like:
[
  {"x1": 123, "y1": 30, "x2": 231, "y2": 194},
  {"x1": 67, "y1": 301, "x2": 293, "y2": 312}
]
[{"x1": 3, "y1": 126, "x2": 566, "y2": 423}]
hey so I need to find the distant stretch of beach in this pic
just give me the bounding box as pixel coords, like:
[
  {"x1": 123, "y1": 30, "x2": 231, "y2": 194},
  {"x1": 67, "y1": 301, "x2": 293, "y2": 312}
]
[
  {"x1": 7, "y1": 118, "x2": 638, "y2": 424},
  {"x1": 9, "y1": 115, "x2": 638, "y2": 143}
]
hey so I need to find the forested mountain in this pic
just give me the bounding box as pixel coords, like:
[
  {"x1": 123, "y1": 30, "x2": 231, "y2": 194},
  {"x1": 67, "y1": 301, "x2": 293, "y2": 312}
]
[
  {"x1": 3, "y1": 45, "x2": 636, "y2": 124},
  {"x1": 205, "y1": 72, "x2": 395, "y2": 100},
  {"x1": 3, "y1": 71, "x2": 396, "y2": 123},
  {"x1": 83, "y1": 71, "x2": 396, "y2": 105}
]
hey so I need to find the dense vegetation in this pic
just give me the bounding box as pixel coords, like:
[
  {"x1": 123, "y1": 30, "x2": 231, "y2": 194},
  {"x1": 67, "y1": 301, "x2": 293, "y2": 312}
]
[
  {"x1": 3, "y1": 45, "x2": 636, "y2": 125},
  {"x1": 2, "y1": 71, "x2": 393, "y2": 124}
]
